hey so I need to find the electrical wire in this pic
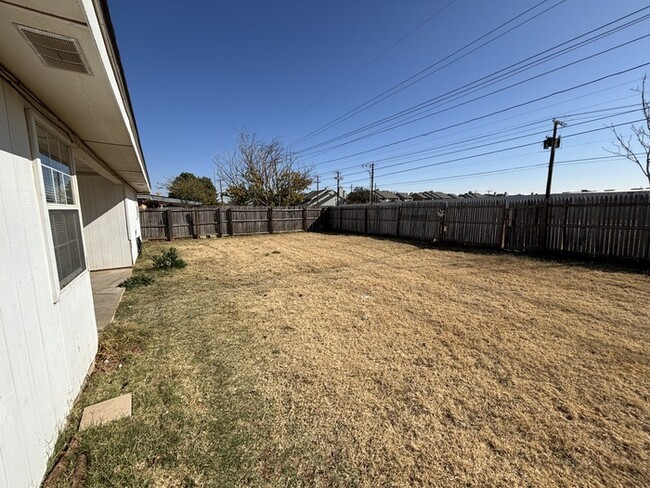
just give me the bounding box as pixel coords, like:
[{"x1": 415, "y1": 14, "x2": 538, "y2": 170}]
[
  {"x1": 315, "y1": 102, "x2": 638, "y2": 177},
  {"x1": 303, "y1": 61, "x2": 650, "y2": 174},
  {"x1": 338, "y1": 117, "x2": 645, "y2": 186},
  {"x1": 300, "y1": 30, "x2": 650, "y2": 156},
  {"x1": 372, "y1": 155, "x2": 629, "y2": 188},
  {"x1": 270, "y1": 0, "x2": 458, "y2": 134},
  {"x1": 311, "y1": 85, "x2": 640, "y2": 172},
  {"x1": 291, "y1": 0, "x2": 564, "y2": 147}
]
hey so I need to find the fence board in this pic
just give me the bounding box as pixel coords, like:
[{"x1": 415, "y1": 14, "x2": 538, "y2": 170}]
[
  {"x1": 321, "y1": 192, "x2": 650, "y2": 261},
  {"x1": 139, "y1": 210, "x2": 167, "y2": 240},
  {"x1": 368, "y1": 204, "x2": 400, "y2": 236},
  {"x1": 271, "y1": 207, "x2": 303, "y2": 233},
  {"x1": 141, "y1": 193, "x2": 649, "y2": 261},
  {"x1": 140, "y1": 206, "x2": 325, "y2": 240},
  {"x1": 397, "y1": 201, "x2": 445, "y2": 241},
  {"x1": 443, "y1": 199, "x2": 506, "y2": 247},
  {"x1": 340, "y1": 205, "x2": 367, "y2": 233},
  {"x1": 304, "y1": 208, "x2": 324, "y2": 231}
]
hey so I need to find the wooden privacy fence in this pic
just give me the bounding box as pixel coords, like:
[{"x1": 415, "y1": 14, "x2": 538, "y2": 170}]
[
  {"x1": 325, "y1": 192, "x2": 650, "y2": 261},
  {"x1": 140, "y1": 206, "x2": 324, "y2": 240}
]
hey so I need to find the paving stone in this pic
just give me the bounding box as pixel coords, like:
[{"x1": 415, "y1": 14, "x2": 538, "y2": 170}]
[{"x1": 79, "y1": 393, "x2": 132, "y2": 431}]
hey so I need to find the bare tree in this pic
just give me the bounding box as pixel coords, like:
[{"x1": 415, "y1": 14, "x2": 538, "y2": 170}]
[
  {"x1": 214, "y1": 131, "x2": 312, "y2": 206},
  {"x1": 607, "y1": 76, "x2": 650, "y2": 185}
]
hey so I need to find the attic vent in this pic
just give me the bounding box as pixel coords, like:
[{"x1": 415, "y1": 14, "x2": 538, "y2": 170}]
[{"x1": 16, "y1": 25, "x2": 91, "y2": 75}]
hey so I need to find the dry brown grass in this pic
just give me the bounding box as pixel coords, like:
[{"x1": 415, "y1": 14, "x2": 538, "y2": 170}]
[{"x1": 59, "y1": 233, "x2": 650, "y2": 487}]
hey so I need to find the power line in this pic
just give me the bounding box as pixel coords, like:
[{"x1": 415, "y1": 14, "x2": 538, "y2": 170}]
[
  {"x1": 312, "y1": 86, "x2": 640, "y2": 173},
  {"x1": 302, "y1": 62, "x2": 650, "y2": 172},
  {"x1": 270, "y1": 0, "x2": 458, "y2": 134},
  {"x1": 369, "y1": 156, "x2": 630, "y2": 188},
  {"x1": 307, "y1": 13, "x2": 650, "y2": 153},
  {"x1": 316, "y1": 102, "x2": 638, "y2": 177},
  {"x1": 338, "y1": 117, "x2": 646, "y2": 186},
  {"x1": 291, "y1": 0, "x2": 564, "y2": 147},
  {"x1": 299, "y1": 26, "x2": 650, "y2": 156}
]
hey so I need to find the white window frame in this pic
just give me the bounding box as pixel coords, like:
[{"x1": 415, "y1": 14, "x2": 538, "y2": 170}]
[{"x1": 26, "y1": 109, "x2": 88, "y2": 302}]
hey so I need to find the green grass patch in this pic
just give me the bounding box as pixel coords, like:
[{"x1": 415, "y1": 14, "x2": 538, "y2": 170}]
[
  {"x1": 118, "y1": 274, "x2": 155, "y2": 290},
  {"x1": 151, "y1": 247, "x2": 187, "y2": 270}
]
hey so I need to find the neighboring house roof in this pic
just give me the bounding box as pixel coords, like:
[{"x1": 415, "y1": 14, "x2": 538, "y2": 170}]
[
  {"x1": 302, "y1": 189, "x2": 340, "y2": 206},
  {"x1": 0, "y1": 0, "x2": 150, "y2": 193},
  {"x1": 137, "y1": 194, "x2": 203, "y2": 207},
  {"x1": 374, "y1": 190, "x2": 400, "y2": 200},
  {"x1": 395, "y1": 192, "x2": 413, "y2": 201},
  {"x1": 457, "y1": 192, "x2": 483, "y2": 199},
  {"x1": 411, "y1": 192, "x2": 430, "y2": 200}
]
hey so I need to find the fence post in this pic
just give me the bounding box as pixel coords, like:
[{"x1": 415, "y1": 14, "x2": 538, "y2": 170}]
[
  {"x1": 302, "y1": 207, "x2": 308, "y2": 231},
  {"x1": 364, "y1": 206, "x2": 369, "y2": 234},
  {"x1": 500, "y1": 202, "x2": 509, "y2": 250},
  {"x1": 192, "y1": 209, "x2": 198, "y2": 238},
  {"x1": 216, "y1": 207, "x2": 222, "y2": 237},
  {"x1": 165, "y1": 209, "x2": 174, "y2": 241},
  {"x1": 439, "y1": 203, "x2": 447, "y2": 242},
  {"x1": 268, "y1": 207, "x2": 274, "y2": 234},
  {"x1": 395, "y1": 204, "x2": 402, "y2": 237},
  {"x1": 227, "y1": 208, "x2": 233, "y2": 236}
]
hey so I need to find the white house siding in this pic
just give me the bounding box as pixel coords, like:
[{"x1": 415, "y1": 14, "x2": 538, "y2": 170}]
[
  {"x1": 0, "y1": 80, "x2": 98, "y2": 487},
  {"x1": 124, "y1": 185, "x2": 141, "y2": 264},
  {"x1": 78, "y1": 174, "x2": 134, "y2": 270}
]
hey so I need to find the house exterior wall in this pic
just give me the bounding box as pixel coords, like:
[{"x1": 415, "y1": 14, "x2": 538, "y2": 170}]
[
  {"x1": 124, "y1": 186, "x2": 141, "y2": 264},
  {"x1": 0, "y1": 80, "x2": 98, "y2": 488},
  {"x1": 77, "y1": 174, "x2": 135, "y2": 270}
]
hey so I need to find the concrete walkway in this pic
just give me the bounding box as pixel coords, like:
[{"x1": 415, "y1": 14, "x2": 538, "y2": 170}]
[{"x1": 90, "y1": 268, "x2": 132, "y2": 330}]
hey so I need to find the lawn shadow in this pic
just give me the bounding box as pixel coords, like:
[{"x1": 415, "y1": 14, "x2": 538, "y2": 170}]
[{"x1": 318, "y1": 231, "x2": 650, "y2": 276}]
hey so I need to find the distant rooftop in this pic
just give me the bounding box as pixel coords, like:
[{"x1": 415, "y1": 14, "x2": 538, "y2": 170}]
[{"x1": 137, "y1": 194, "x2": 203, "y2": 207}]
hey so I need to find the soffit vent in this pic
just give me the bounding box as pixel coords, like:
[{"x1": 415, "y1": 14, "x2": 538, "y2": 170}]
[{"x1": 16, "y1": 25, "x2": 92, "y2": 75}]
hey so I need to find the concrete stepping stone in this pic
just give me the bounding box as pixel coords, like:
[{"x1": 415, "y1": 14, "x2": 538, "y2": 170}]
[{"x1": 79, "y1": 393, "x2": 132, "y2": 430}]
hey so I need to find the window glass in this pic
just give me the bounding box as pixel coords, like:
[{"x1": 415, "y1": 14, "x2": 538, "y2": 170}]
[
  {"x1": 41, "y1": 166, "x2": 56, "y2": 203},
  {"x1": 36, "y1": 124, "x2": 74, "y2": 205},
  {"x1": 64, "y1": 175, "x2": 74, "y2": 204},
  {"x1": 36, "y1": 124, "x2": 86, "y2": 289},
  {"x1": 53, "y1": 171, "x2": 66, "y2": 204},
  {"x1": 36, "y1": 124, "x2": 71, "y2": 174}
]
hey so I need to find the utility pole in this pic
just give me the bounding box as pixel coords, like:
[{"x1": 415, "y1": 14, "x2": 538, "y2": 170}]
[
  {"x1": 362, "y1": 162, "x2": 375, "y2": 204},
  {"x1": 334, "y1": 170, "x2": 343, "y2": 205},
  {"x1": 544, "y1": 119, "x2": 566, "y2": 199},
  {"x1": 313, "y1": 175, "x2": 321, "y2": 207},
  {"x1": 540, "y1": 118, "x2": 566, "y2": 251}
]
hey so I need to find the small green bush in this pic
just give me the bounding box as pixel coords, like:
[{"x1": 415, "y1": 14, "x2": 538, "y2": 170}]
[
  {"x1": 119, "y1": 275, "x2": 155, "y2": 290},
  {"x1": 152, "y1": 247, "x2": 187, "y2": 270}
]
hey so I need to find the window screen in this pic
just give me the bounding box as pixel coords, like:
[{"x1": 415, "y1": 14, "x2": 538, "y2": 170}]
[{"x1": 48, "y1": 210, "x2": 86, "y2": 287}]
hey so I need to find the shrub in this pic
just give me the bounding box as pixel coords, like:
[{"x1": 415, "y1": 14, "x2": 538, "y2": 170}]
[
  {"x1": 152, "y1": 247, "x2": 187, "y2": 270},
  {"x1": 119, "y1": 275, "x2": 155, "y2": 290}
]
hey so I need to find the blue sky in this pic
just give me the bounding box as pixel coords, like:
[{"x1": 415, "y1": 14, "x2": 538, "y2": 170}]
[{"x1": 109, "y1": 0, "x2": 650, "y2": 196}]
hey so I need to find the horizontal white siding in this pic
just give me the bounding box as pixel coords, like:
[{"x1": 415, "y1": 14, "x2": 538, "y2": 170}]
[
  {"x1": 78, "y1": 174, "x2": 133, "y2": 270},
  {"x1": 0, "y1": 80, "x2": 98, "y2": 488}
]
